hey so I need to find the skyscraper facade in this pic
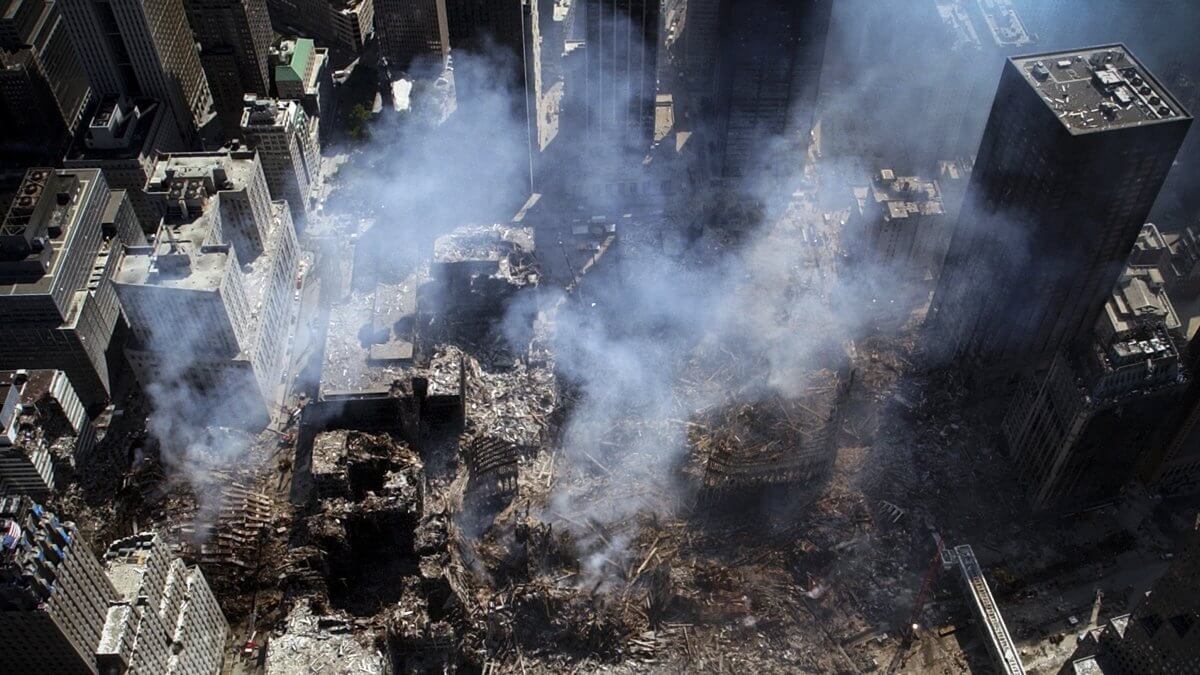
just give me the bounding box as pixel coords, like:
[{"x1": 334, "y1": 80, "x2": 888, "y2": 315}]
[
  {"x1": 374, "y1": 0, "x2": 447, "y2": 69},
  {"x1": 583, "y1": 0, "x2": 659, "y2": 151},
  {"x1": 58, "y1": 0, "x2": 214, "y2": 143},
  {"x1": 712, "y1": 0, "x2": 831, "y2": 182},
  {"x1": 241, "y1": 96, "x2": 319, "y2": 223},
  {"x1": 0, "y1": 0, "x2": 92, "y2": 161},
  {"x1": 930, "y1": 46, "x2": 1192, "y2": 375},
  {"x1": 0, "y1": 168, "x2": 142, "y2": 411},
  {"x1": 0, "y1": 496, "x2": 118, "y2": 675},
  {"x1": 183, "y1": 0, "x2": 273, "y2": 132}
]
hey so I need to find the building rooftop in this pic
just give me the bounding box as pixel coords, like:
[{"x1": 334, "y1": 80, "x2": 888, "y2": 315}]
[
  {"x1": 275, "y1": 38, "x2": 314, "y2": 85},
  {"x1": 242, "y1": 97, "x2": 300, "y2": 130},
  {"x1": 64, "y1": 97, "x2": 161, "y2": 162},
  {"x1": 0, "y1": 168, "x2": 98, "y2": 295},
  {"x1": 975, "y1": 0, "x2": 1033, "y2": 48},
  {"x1": 862, "y1": 169, "x2": 945, "y2": 220},
  {"x1": 114, "y1": 188, "x2": 229, "y2": 292},
  {"x1": 1013, "y1": 45, "x2": 1190, "y2": 134},
  {"x1": 146, "y1": 150, "x2": 260, "y2": 201},
  {"x1": 1104, "y1": 265, "x2": 1182, "y2": 337}
]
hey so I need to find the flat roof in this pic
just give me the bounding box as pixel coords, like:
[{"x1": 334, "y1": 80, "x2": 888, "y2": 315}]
[
  {"x1": 64, "y1": 98, "x2": 161, "y2": 162},
  {"x1": 147, "y1": 150, "x2": 260, "y2": 195},
  {"x1": 1013, "y1": 44, "x2": 1191, "y2": 134},
  {"x1": 114, "y1": 197, "x2": 226, "y2": 291},
  {"x1": 0, "y1": 169, "x2": 99, "y2": 297}
]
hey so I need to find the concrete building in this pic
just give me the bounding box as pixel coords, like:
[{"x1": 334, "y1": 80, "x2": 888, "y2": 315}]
[
  {"x1": 272, "y1": 38, "x2": 332, "y2": 142},
  {"x1": 0, "y1": 0, "x2": 92, "y2": 163},
  {"x1": 711, "y1": 0, "x2": 831, "y2": 182},
  {"x1": 1002, "y1": 265, "x2": 1191, "y2": 510},
  {"x1": 930, "y1": 46, "x2": 1192, "y2": 377},
  {"x1": 114, "y1": 150, "x2": 297, "y2": 428},
  {"x1": 182, "y1": 0, "x2": 274, "y2": 133},
  {"x1": 374, "y1": 0, "x2": 447, "y2": 69},
  {"x1": 241, "y1": 97, "x2": 319, "y2": 224},
  {"x1": 583, "y1": 0, "x2": 659, "y2": 151},
  {"x1": 57, "y1": 0, "x2": 215, "y2": 144},
  {"x1": 64, "y1": 96, "x2": 185, "y2": 232},
  {"x1": 849, "y1": 168, "x2": 949, "y2": 277},
  {"x1": 99, "y1": 533, "x2": 228, "y2": 675},
  {"x1": 265, "y1": 0, "x2": 372, "y2": 55},
  {"x1": 144, "y1": 150, "x2": 275, "y2": 259},
  {"x1": 0, "y1": 496, "x2": 119, "y2": 675},
  {"x1": 0, "y1": 168, "x2": 143, "y2": 412}
]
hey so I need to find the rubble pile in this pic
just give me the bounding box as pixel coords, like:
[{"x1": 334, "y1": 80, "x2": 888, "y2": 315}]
[
  {"x1": 461, "y1": 351, "x2": 556, "y2": 452},
  {"x1": 290, "y1": 431, "x2": 425, "y2": 617},
  {"x1": 691, "y1": 369, "x2": 849, "y2": 500},
  {"x1": 173, "y1": 483, "x2": 275, "y2": 602},
  {"x1": 264, "y1": 600, "x2": 391, "y2": 674}
]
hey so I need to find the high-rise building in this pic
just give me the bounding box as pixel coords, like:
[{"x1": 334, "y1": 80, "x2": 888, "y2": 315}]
[
  {"x1": 711, "y1": 0, "x2": 831, "y2": 182},
  {"x1": 674, "y1": 0, "x2": 719, "y2": 111},
  {"x1": 0, "y1": 496, "x2": 119, "y2": 675},
  {"x1": 930, "y1": 46, "x2": 1192, "y2": 376},
  {"x1": 374, "y1": 0, "x2": 448, "y2": 69},
  {"x1": 1002, "y1": 265, "x2": 1190, "y2": 510},
  {"x1": 848, "y1": 168, "x2": 949, "y2": 276},
  {"x1": 182, "y1": 0, "x2": 273, "y2": 133},
  {"x1": 241, "y1": 96, "x2": 319, "y2": 224},
  {"x1": 57, "y1": 0, "x2": 215, "y2": 144},
  {"x1": 64, "y1": 96, "x2": 185, "y2": 232},
  {"x1": 442, "y1": 0, "x2": 542, "y2": 190},
  {"x1": 0, "y1": 168, "x2": 143, "y2": 412},
  {"x1": 98, "y1": 533, "x2": 228, "y2": 675},
  {"x1": 265, "y1": 0, "x2": 373, "y2": 54},
  {"x1": 583, "y1": 0, "x2": 659, "y2": 151},
  {"x1": 0, "y1": 0, "x2": 92, "y2": 162},
  {"x1": 114, "y1": 150, "x2": 297, "y2": 428},
  {"x1": 272, "y1": 38, "x2": 332, "y2": 144}
]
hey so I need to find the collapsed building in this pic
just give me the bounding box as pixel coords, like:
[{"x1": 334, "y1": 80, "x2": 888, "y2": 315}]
[
  {"x1": 426, "y1": 224, "x2": 537, "y2": 346},
  {"x1": 113, "y1": 150, "x2": 299, "y2": 428},
  {"x1": 692, "y1": 367, "x2": 852, "y2": 508}
]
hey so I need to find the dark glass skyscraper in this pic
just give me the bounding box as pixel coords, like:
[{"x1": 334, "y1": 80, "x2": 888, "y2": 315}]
[{"x1": 930, "y1": 45, "x2": 1191, "y2": 374}]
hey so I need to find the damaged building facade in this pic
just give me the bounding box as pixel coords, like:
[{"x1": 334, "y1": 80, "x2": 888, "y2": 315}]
[
  {"x1": 0, "y1": 369, "x2": 92, "y2": 497},
  {"x1": 113, "y1": 150, "x2": 298, "y2": 428},
  {"x1": 0, "y1": 499, "x2": 228, "y2": 674},
  {"x1": 98, "y1": 533, "x2": 228, "y2": 675}
]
